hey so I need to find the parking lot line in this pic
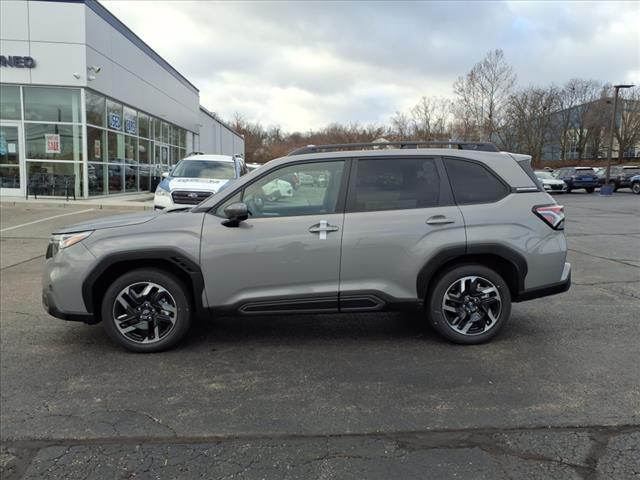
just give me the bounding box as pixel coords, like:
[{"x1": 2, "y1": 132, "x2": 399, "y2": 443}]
[{"x1": 0, "y1": 208, "x2": 95, "y2": 233}]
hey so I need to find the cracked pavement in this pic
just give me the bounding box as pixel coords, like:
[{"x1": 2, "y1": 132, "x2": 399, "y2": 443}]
[{"x1": 1, "y1": 194, "x2": 639, "y2": 479}]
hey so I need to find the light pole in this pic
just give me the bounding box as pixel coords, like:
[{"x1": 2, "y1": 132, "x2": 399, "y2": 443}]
[{"x1": 604, "y1": 84, "x2": 635, "y2": 187}]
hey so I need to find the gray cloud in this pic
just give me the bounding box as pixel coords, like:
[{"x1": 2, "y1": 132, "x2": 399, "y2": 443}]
[{"x1": 102, "y1": 0, "x2": 639, "y2": 130}]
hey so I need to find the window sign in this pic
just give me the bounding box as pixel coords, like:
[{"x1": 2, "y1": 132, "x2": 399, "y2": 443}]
[
  {"x1": 108, "y1": 113, "x2": 121, "y2": 130},
  {"x1": 94, "y1": 139, "x2": 101, "y2": 159},
  {"x1": 124, "y1": 118, "x2": 137, "y2": 135},
  {"x1": 45, "y1": 134, "x2": 61, "y2": 154}
]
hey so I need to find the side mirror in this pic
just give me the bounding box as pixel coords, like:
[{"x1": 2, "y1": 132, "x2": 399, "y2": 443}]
[
  {"x1": 222, "y1": 202, "x2": 249, "y2": 227},
  {"x1": 161, "y1": 171, "x2": 169, "y2": 179}
]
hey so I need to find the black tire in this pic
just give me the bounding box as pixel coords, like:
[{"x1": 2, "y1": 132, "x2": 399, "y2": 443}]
[
  {"x1": 426, "y1": 264, "x2": 511, "y2": 345},
  {"x1": 632, "y1": 182, "x2": 640, "y2": 195},
  {"x1": 585, "y1": 187, "x2": 594, "y2": 193},
  {"x1": 611, "y1": 182, "x2": 618, "y2": 192},
  {"x1": 102, "y1": 268, "x2": 192, "y2": 353},
  {"x1": 566, "y1": 187, "x2": 572, "y2": 193}
]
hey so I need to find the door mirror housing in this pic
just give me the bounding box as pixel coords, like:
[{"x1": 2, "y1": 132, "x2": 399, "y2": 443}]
[
  {"x1": 161, "y1": 171, "x2": 170, "y2": 179},
  {"x1": 222, "y1": 202, "x2": 249, "y2": 227}
]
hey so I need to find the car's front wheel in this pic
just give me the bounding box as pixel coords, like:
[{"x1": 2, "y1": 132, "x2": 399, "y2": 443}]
[
  {"x1": 585, "y1": 187, "x2": 595, "y2": 193},
  {"x1": 632, "y1": 182, "x2": 640, "y2": 195},
  {"x1": 102, "y1": 268, "x2": 192, "y2": 352},
  {"x1": 427, "y1": 264, "x2": 511, "y2": 345}
]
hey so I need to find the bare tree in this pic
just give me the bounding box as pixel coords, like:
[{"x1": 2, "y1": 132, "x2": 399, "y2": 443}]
[
  {"x1": 453, "y1": 49, "x2": 517, "y2": 143},
  {"x1": 614, "y1": 87, "x2": 640, "y2": 161},
  {"x1": 505, "y1": 86, "x2": 559, "y2": 163},
  {"x1": 409, "y1": 96, "x2": 453, "y2": 140},
  {"x1": 389, "y1": 111, "x2": 411, "y2": 140},
  {"x1": 554, "y1": 79, "x2": 603, "y2": 160}
]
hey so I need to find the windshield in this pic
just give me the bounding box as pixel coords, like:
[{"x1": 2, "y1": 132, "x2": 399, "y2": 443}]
[
  {"x1": 171, "y1": 160, "x2": 235, "y2": 179},
  {"x1": 535, "y1": 172, "x2": 554, "y2": 179},
  {"x1": 575, "y1": 168, "x2": 595, "y2": 174},
  {"x1": 622, "y1": 167, "x2": 640, "y2": 175}
]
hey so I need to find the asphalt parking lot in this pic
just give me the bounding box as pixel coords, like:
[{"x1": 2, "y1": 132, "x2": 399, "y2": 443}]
[{"x1": 1, "y1": 192, "x2": 639, "y2": 479}]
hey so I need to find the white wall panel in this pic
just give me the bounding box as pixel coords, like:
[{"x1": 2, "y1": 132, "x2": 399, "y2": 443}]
[
  {"x1": 29, "y1": 42, "x2": 86, "y2": 86},
  {"x1": 0, "y1": 1, "x2": 29, "y2": 40},
  {"x1": 28, "y1": 1, "x2": 85, "y2": 44},
  {"x1": 0, "y1": 40, "x2": 32, "y2": 84}
]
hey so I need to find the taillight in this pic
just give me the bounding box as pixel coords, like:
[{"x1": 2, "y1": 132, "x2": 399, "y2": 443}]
[{"x1": 533, "y1": 204, "x2": 565, "y2": 230}]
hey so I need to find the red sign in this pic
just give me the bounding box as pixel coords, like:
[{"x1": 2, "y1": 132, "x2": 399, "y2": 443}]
[{"x1": 45, "y1": 134, "x2": 61, "y2": 154}]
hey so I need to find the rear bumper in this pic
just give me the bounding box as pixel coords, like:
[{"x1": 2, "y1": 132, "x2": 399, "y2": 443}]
[{"x1": 516, "y1": 262, "x2": 571, "y2": 302}]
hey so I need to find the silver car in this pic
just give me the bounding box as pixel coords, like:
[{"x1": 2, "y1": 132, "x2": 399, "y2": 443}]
[{"x1": 43, "y1": 141, "x2": 570, "y2": 352}]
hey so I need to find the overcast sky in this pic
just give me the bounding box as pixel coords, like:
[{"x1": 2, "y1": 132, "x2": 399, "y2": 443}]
[{"x1": 102, "y1": 0, "x2": 639, "y2": 131}]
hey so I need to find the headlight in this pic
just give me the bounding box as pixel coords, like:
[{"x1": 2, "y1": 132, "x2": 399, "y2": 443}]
[
  {"x1": 155, "y1": 187, "x2": 170, "y2": 197},
  {"x1": 46, "y1": 231, "x2": 93, "y2": 258}
]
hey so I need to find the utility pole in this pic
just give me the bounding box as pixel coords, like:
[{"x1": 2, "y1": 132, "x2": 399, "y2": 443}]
[{"x1": 604, "y1": 84, "x2": 634, "y2": 186}]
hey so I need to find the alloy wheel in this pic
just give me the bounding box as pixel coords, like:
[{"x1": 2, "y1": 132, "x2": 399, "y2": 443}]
[
  {"x1": 112, "y1": 282, "x2": 177, "y2": 344},
  {"x1": 441, "y1": 276, "x2": 502, "y2": 336}
]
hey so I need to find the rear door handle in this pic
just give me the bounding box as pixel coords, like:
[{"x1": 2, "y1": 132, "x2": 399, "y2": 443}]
[{"x1": 426, "y1": 215, "x2": 455, "y2": 225}]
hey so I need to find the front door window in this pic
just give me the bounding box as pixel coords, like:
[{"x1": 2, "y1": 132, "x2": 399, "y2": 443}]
[{"x1": 0, "y1": 124, "x2": 22, "y2": 192}]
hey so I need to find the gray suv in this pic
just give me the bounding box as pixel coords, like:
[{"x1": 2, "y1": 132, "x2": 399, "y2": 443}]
[{"x1": 43, "y1": 141, "x2": 571, "y2": 352}]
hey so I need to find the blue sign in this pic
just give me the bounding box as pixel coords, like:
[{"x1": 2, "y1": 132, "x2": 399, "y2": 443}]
[
  {"x1": 124, "y1": 118, "x2": 137, "y2": 135},
  {"x1": 108, "y1": 113, "x2": 121, "y2": 130}
]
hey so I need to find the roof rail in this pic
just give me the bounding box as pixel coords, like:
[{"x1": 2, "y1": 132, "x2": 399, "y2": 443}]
[{"x1": 287, "y1": 141, "x2": 499, "y2": 156}]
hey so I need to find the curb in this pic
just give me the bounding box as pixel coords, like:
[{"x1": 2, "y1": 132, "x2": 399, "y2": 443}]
[{"x1": 0, "y1": 200, "x2": 153, "y2": 211}]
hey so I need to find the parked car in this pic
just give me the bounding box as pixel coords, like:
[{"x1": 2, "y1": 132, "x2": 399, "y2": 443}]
[
  {"x1": 553, "y1": 167, "x2": 599, "y2": 193},
  {"x1": 261, "y1": 178, "x2": 293, "y2": 201},
  {"x1": 153, "y1": 154, "x2": 248, "y2": 210},
  {"x1": 534, "y1": 170, "x2": 567, "y2": 193},
  {"x1": 316, "y1": 173, "x2": 328, "y2": 187},
  {"x1": 630, "y1": 174, "x2": 640, "y2": 194},
  {"x1": 43, "y1": 141, "x2": 570, "y2": 352},
  {"x1": 299, "y1": 173, "x2": 314, "y2": 186},
  {"x1": 601, "y1": 165, "x2": 640, "y2": 191}
]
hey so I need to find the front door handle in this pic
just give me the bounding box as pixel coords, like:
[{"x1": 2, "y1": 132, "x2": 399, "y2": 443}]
[
  {"x1": 309, "y1": 220, "x2": 339, "y2": 239},
  {"x1": 426, "y1": 215, "x2": 455, "y2": 225}
]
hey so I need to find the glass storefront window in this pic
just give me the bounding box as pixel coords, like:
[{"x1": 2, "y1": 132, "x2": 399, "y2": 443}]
[
  {"x1": 26, "y1": 161, "x2": 83, "y2": 198},
  {"x1": 125, "y1": 165, "x2": 138, "y2": 192},
  {"x1": 153, "y1": 118, "x2": 162, "y2": 142},
  {"x1": 85, "y1": 91, "x2": 105, "y2": 127},
  {"x1": 0, "y1": 85, "x2": 21, "y2": 120},
  {"x1": 87, "y1": 127, "x2": 106, "y2": 162},
  {"x1": 138, "y1": 139, "x2": 150, "y2": 164},
  {"x1": 139, "y1": 163, "x2": 151, "y2": 191},
  {"x1": 0, "y1": 166, "x2": 21, "y2": 188},
  {"x1": 124, "y1": 135, "x2": 137, "y2": 163},
  {"x1": 88, "y1": 163, "x2": 107, "y2": 196},
  {"x1": 108, "y1": 164, "x2": 123, "y2": 194},
  {"x1": 162, "y1": 122, "x2": 169, "y2": 143},
  {"x1": 25, "y1": 123, "x2": 82, "y2": 161},
  {"x1": 138, "y1": 113, "x2": 150, "y2": 138},
  {"x1": 123, "y1": 106, "x2": 137, "y2": 135},
  {"x1": 108, "y1": 131, "x2": 124, "y2": 162},
  {"x1": 106, "y1": 100, "x2": 123, "y2": 131},
  {"x1": 178, "y1": 128, "x2": 186, "y2": 148},
  {"x1": 24, "y1": 87, "x2": 80, "y2": 123}
]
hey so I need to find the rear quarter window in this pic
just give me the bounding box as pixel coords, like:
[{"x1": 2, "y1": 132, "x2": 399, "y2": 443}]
[{"x1": 444, "y1": 158, "x2": 509, "y2": 205}]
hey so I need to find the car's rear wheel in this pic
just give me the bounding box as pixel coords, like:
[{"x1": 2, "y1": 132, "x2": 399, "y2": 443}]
[
  {"x1": 632, "y1": 182, "x2": 640, "y2": 195},
  {"x1": 585, "y1": 187, "x2": 594, "y2": 193},
  {"x1": 102, "y1": 268, "x2": 192, "y2": 352},
  {"x1": 427, "y1": 264, "x2": 511, "y2": 344}
]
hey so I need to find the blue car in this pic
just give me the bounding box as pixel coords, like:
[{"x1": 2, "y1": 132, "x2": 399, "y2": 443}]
[
  {"x1": 631, "y1": 174, "x2": 640, "y2": 194},
  {"x1": 553, "y1": 166, "x2": 599, "y2": 193}
]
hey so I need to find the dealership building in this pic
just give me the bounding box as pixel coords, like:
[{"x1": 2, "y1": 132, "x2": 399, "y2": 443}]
[{"x1": 0, "y1": 0, "x2": 244, "y2": 198}]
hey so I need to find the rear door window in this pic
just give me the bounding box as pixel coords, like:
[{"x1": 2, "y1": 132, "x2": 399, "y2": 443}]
[
  {"x1": 444, "y1": 158, "x2": 509, "y2": 204},
  {"x1": 348, "y1": 157, "x2": 442, "y2": 212}
]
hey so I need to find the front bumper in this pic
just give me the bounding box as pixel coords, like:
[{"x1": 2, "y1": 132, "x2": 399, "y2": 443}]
[
  {"x1": 42, "y1": 242, "x2": 97, "y2": 323},
  {"x1": 42, "y1": 287, "x2": 96, "y2": 323},
  {"x1": 516, "y1": 262, "x2": 571, "y2": 301}
]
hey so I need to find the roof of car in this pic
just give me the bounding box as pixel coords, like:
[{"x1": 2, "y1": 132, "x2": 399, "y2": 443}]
[{"x1": 182, "y1": 154, "x2": 235, "y2": 162}]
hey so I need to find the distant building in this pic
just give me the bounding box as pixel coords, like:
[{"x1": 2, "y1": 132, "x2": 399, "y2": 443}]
[{"x1": 541, "y1": 97, "x2": 640, "y2": 161}]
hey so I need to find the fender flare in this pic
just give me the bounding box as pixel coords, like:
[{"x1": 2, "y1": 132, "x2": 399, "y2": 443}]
[
  {"x1": 416, "y1": 243, "x2": 528, "y2": 300},
  {"x1": 81, "y1": 248, "x2": 205, "y2": 316}
]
